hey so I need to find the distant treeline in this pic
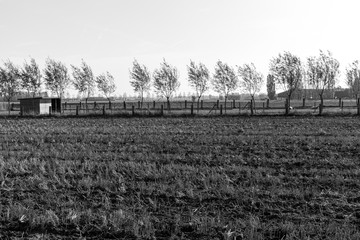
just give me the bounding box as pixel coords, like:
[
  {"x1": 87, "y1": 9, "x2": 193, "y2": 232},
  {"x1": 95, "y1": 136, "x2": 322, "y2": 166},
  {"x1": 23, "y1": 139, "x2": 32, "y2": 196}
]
[{"x1": 1, "y1": 50, "x2": 360, "y2": 116}]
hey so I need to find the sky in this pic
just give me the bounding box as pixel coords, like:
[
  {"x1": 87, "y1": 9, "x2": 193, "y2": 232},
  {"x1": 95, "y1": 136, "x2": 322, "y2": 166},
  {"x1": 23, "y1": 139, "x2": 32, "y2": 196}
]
[{"x1": 1, "y1": 0, "x2": 360, "y2": 97}]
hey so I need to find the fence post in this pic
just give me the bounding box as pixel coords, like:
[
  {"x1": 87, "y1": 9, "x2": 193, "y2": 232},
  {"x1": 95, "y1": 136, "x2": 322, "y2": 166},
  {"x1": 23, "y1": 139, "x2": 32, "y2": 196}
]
[
  {"x1": 103, "y1": 105, "x2": 106, "y2": 115},
  {"x1": 267, "y1": 99, "x2": 270, "y2": 108},
  {"x1": 153, "y1": 101, "x2": 156, "y2": 109},
  {"x1": 319, "y1": 98, "x2": 324, "y2": 115},
  {"x1": 49, "y1": 106, "x2": 52, "y2": 116},
  {"x1": 220, "y1": 104, "x2": 223, "y2": 115},
  {"x1": 191, "y1": 104, "x2": 194, "y2": 116},
  {"x1": 138, "y1": 101, "x2": 141, "y2": 109},
  {"x1": 357, "y1": 98, "x2": 360, "y2": 115},
  {"x1": 20, "y1": 106, "x2": 23, "y2": 116},
  {"x1": 109, "y1": 101, "x2": 112, "y2": 110},
  {"x1": 217, "y1": 100, "x2": 219, "y2": 109},
  {"x1": 285, "y1": 99, "x2": 289, "y2": 115},
  {"x1": 303, "y1": 98, "x2": 305, "y2": 108},
  {"x1": 339, "y1": 98, "x2": 342, "y2": 107},
  {"x1": 76, "y1": 106, "x2": 79, "y2": 116},
  {"x1": 132, "y1": 105, "x2": 135, "y2": 116},
  {"x1": 94, "y1": 101, "x2": 97, "y2": 110},
  {"x1": 233, "y1": 99, "x2": 235, "y2": 109},
  {"x1": 250, "y1": 100, "x2": 254, "y2": 116},
  {"x1": 123, "y1": 101, "x2": 126, "y2": 110},
  {"x1": 341, "y1": 101, "x2": 344, "y2": 111},
  {"x1": 160, "y1": 105, "x2": 164, "y2": 116}
]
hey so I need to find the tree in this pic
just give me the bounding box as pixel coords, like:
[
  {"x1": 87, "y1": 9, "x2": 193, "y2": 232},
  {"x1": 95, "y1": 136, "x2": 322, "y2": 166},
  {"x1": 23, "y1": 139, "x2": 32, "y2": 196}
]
[
  {"x1": 238, "y1": 63, "x2": 264, "y2": 105},
  {"x1": 44, "y1": 58, "x2": 71, "y2": 99},
  {"x1": 71, "y1": 59, "x2": 95, "y2": 108},
  {"x1": 21, "y1": 58, "x2": 42, "y2": 97},
  {"x1": 153, "y1": 59, "x2": 180, "y2": 110},
  {"x1": 306, "y1": 50, "x2": 339, "y2": 114},
  {"x1": 345, "y1": 60, "x2": 360, "y2": 98},
  {"x1": 129, "y1": 60, "x2": 151, "y2": 107},
  {"x1": 187, "y1": 60, "x2": 210, "y2": 111},
  {"x1": 266, "y1": 74, "x2": 276, "y2": 100},
  {"x1": 212, "y1": 60, "x2": 238, "y2": 113},
  {"x1": 0, "y1": 60, "x2": 21, "y2": 115},
  {"x1": 96, "y1": 72, "x2": 116, "y2": 106},
  {"x1": 269, "y1": 52, "x2": 303, "y2": 114}
]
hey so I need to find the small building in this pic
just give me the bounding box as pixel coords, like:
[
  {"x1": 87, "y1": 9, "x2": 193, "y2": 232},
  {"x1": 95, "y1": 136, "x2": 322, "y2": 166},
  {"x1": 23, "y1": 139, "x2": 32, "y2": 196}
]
[{"x1": 19, "y1": 97, "x2": 61, "y2": 115}]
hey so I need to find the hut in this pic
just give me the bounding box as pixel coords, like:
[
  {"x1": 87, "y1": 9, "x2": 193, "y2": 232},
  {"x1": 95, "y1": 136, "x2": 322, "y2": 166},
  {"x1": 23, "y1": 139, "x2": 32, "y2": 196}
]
[{"x1": 19, "y1": 97, "x2": 61, "y2": 115}]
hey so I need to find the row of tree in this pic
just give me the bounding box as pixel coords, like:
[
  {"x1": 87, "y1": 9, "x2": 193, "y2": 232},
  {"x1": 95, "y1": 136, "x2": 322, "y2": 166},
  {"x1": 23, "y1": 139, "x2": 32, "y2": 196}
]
[
  {"x1": 130, "y1": 59, "x2": 264, "y2": 112},
  {"x1": 1, "y1": 50, "x2": 360, "y2": 114},
  {"x1": 129, "y1": 50, "x2": 360, "y2": 114},
  {"x1": 0, "y1": 58, "x2": 116, "y2": 113}
]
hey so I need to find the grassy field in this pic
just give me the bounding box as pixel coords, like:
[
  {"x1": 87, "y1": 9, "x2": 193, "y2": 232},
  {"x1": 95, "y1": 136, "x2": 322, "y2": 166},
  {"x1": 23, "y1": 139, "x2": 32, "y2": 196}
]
[{"x1": 0, "y1": 116, "x2": 360, "y2": 239}]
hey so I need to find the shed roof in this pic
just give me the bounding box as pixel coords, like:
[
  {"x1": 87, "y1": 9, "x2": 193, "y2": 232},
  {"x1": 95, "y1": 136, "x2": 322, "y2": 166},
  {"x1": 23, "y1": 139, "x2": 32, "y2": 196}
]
[{"x1": 19, "y1": 97, "x2": 60, "y2": 100}]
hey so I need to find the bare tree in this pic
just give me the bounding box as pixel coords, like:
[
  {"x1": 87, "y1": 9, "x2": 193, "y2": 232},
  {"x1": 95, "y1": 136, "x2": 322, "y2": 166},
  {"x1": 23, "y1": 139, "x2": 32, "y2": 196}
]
[
  {"x1": 129, "y1": 60, "x2": 151, "y2": 107},
  {"x1": 212, "y1": 60, "x2": 238, "y2": 113},
  {"x1": 44, "y1": 58, "x2": 71, "y2": 99},
  {"x1": 238, "y1": 63, "x2": 264, "y2": 106},
  {"x1": 21, "y1": 58, "x2": 42, "y2": 97},
  {"x1": 306, "y1": 50, "x2": 339, "y2": 114},
  {"x1": 266, "y1": 74, "x2": 276, "y2": 100},
  {"x1": 71, "y1": 59, "x2": 95, "y2": 109},
  {"x1": 0, "y1": 60, "x2": 21, "y2": 115},
  {"x1": 269, "y1": 51, "x2": 303, "y2": 114},
  {"x1": 96, "y1": 72, "x2": 116, "y2": 106},
  {"x1": 187, "y1": 60, "x2": 210, "y2": 111},
  {"x1": 153, "y1": 59, "x2": 180, "y2": 110},
  {"x1": 345, "y1": 60, "x2": 360, "y2": 98}
]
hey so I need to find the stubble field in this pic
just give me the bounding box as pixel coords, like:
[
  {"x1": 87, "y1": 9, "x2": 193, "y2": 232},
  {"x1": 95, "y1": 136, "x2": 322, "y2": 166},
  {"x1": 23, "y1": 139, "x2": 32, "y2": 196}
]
[{"x1": 0, "y1": 116, "x2": 360, "y2": 239}]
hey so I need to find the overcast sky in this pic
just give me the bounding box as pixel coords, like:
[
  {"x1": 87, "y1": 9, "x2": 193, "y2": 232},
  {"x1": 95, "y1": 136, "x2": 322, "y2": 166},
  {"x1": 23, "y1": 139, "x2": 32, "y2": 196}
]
[{"x1": 1, "y1": 0, "x2": 359, "y2": 96}]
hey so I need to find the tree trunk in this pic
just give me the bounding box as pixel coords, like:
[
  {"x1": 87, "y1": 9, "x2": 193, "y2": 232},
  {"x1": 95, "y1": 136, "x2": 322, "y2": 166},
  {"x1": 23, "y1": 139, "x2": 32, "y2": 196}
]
[
  {"x1": 251, "y1": 95, "x2": 256, "y2": 112},
  {"x1": 197, "y1": 97, "x2": 200, "y2": 113},
  {"x1": 224, "y1": 96, "x2": 227, "y2": 114},
  {"x1": 285, "y1": 94, "x2": 291, "y2": 115},
  {"x1": 250, "y1": 99, "x2": 254, "y2": 116},
  {"x1": 141, "y1": 91, "x2": 144, "y2": 109},
  {"x1": 7, "y1": 99, "x2": 11, "y2": 115},
  {"x1": 167, "y1": 97, "x2": 170, "y2": 111},
  {"x1": 319, "y1": 95, "x2": 324, "y2": 115}
]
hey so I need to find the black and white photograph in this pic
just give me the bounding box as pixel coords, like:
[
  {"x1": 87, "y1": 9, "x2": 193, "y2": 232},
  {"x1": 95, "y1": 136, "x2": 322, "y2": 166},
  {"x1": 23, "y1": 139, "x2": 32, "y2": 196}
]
[{"x1": 0, "y1": 0, "x2": 360, "y2": 239}]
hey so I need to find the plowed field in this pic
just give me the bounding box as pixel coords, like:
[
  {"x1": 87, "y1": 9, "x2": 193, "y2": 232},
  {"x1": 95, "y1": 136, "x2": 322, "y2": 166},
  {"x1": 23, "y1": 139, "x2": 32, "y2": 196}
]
[{"x1": 0, "y1": 116, "x2": 360, "y2": 239}]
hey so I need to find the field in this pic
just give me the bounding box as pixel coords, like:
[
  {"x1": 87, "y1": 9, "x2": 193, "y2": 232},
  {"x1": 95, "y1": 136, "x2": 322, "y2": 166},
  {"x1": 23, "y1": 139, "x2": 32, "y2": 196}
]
[{"x1": 0, "y1": 116, "x2": 360, "y2": 239}]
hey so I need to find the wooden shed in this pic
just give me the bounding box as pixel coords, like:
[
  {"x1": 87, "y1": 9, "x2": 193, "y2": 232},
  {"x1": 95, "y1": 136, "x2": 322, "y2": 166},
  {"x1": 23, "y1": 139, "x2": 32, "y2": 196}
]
[{"x1": 19, "y1": 97, "x2": 61, "y2": 115}]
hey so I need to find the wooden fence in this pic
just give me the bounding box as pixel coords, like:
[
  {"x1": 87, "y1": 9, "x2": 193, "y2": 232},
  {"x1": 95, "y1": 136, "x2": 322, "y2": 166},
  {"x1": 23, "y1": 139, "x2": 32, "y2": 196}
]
[
  {"x1": 56, "y1": 98, "x2": 360, "y2": 116},
  {"x1": 6, "y1": 98, "x2": 360, "y2": 116}
]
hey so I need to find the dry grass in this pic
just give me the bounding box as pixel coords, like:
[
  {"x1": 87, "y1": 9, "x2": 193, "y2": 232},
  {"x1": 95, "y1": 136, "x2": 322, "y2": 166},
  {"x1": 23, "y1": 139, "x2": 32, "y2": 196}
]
[{"x1": 0, "y1": 116, "x2": 360, "y2": 239}]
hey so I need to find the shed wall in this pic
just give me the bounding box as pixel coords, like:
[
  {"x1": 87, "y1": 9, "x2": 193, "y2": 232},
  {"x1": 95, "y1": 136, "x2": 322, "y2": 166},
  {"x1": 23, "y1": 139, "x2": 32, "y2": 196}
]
[
  {"x1": 20, "y1": 99, "x2": 40, "y2": 114},
  {"x1": 39, "y1": 103, "x2": 51, "y2": 114}
]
